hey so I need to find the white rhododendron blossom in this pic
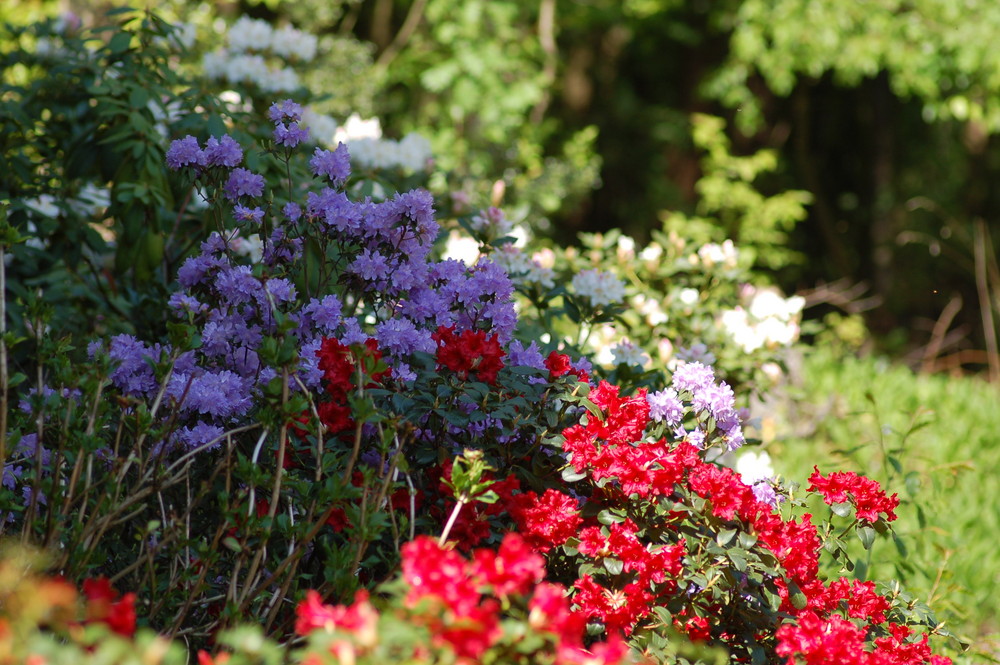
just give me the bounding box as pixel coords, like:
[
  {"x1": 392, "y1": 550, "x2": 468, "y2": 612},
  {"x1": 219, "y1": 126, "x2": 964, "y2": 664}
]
[
  {"x1": 611, "y1": 338, "x2": 650, "y2": 369},
  {"x1": 719, "y1": 286, "x2": 805, "y2": 353},
  {"x1": 678, "y1": 287, "x2": 700, "y2": 307},
  {"x1": 442, "y1": 232, "x2": 481, "y2": 266},
  {"x1": 269, "y1": 24, "x2": 318, "y2": 62},
  {"x1": 334, "y1": 114, "x2": 383, "y2": 142},
  {"x1": 491, "y1": 245, "x2": 555, "y2": 289},
  {"x1": 616, "y1": 235, "x2": 636, "y2": 261},
  {"x1": 202, "y1": 17, "x2": 315, "y2": 93},
  {"x1": 572, "y1": 268, "x2": 626, "y2": 308},
  {"x1": 229, "y1": 233, "x2": 264, "y2": 263},
  {"x1": 631, "y1": 294, "x2": 668, "y2": 326},
  {"x1": 340, "y1": 131, "x2": 433, "y2": 172},
  {"x1": 333, "y1": 116, "x2": 432, "y2": 171},
  {"x1": 301, "y1": 108, "x2": 338, "y2": 146},
  {"x1": 588, "y1": 324, "x2": 619, "y2": 366},
  {"x1": 696, "y1": 239, "x2": 739, "y2": 269},
  {"x1": 735, "y1": 450, "x2": 776, "y2": 485}
]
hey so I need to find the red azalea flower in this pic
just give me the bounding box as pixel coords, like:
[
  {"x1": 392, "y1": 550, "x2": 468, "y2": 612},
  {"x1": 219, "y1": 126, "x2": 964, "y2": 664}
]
[
  {"x1": 775, "y1": 611, "x2": 868, "y2": 664},
  {"x1": 432, "y1": 325, "x2": 506, "y2": 384},
  {"x1": 470, "y1": 533, "x2": 546, "y2": 599},
  {"x1": 807, "y1": 467, "x2": 899, "y2": 523},
  {"x1": 82, "y1": 577, "x2": 136, "y2": 637},
  {"x1": 508, "y1": 489, "x2": 583, "y2": 553},
  {"x1": 294, "y1": 589, "x2": 377, "y2": 640}
]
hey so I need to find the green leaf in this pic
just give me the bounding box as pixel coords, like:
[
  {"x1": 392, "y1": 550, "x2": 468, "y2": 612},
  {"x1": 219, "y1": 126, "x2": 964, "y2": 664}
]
[
  {"x1": 892, "y1": 533, "x2": 908, "y2": 558},
  {"x1": 108, "y1": 31, "x2": 132, "y2": 55},
  {"x1": 603, "y1": 557, "x2": 624, "y2": 575},
  {"x1": 716, "y1": 528, "x2": 738, "y2": 548},
  {"x1": 858, "y1": 525, "x2": 876, "y2": 550},
  {"x1": 831, "y1": 502, "x2": 853, "y2": 518},
  {"x1": 786, "y1": 580, "x2": 808, "y2": 610}
]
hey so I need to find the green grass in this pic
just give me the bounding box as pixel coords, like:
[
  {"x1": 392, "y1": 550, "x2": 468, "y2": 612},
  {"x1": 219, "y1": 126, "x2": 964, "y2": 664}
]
[{"x1": 763, "y1": 348, "x2": 1000, "y2": 661}]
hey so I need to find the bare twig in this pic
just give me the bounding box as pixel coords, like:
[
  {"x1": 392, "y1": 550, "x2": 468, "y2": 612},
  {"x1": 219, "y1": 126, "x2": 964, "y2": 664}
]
[
  {"x1": 921, "y1": 294, "x2": 963, "y2": 374},
  {"x1": 974, "y1": 219, "x2": 1000, "y2": 382},
  {"x1": 374, "y1": 0, "x2": 429, "y2": 72}
]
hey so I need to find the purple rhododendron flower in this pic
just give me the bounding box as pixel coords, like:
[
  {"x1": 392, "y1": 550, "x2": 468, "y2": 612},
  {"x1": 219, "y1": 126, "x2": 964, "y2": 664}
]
[
  {"x1": 224, "y1": 168, "x2": 265, "y2": 201},
  {"x1": 166, "y1": 135, "x2": 205, "y2": 170},
  {"x1": 274, "y1": 121, "x2": 309, "y2": 147},
  {"x1": 671, "y1": 361, "x2": 715, "y2": 394},
  {"x1": 302, "y1": 295, "x2": 343, "y2": 333},
  {"x1": 263, "y1": 226, "x2": 303, "y2": 267},
  {"x1": 647, "y1": 388, "x2": 683, "y2": 426},
  {"x1": 107, "y1": 334, "x2": 164, "y2": 397},
  {"x1": 375, "y1": 318, "x2": 435, "y2": 356},
  {"x1": 268, "y1": 99, "x2": 303, "y2": 123},
  {"x1": 309, "y1": 143, "x2": 351, "y2": 185},
  {"x1": 350, "y1": 249, "x2": 392, "y2": 281},
  {"x1": 175, "y1": 422, "x2": 226, "y2": 452},
  {"x1": 203, "y1": 135, "x2": 243, "y2": 167},
  {"x1": 234, "y1": 204, "x2": 264, "y2": 225}
]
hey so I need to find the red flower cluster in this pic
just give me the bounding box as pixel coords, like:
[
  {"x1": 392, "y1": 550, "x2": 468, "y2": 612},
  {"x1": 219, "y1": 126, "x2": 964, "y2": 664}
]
[
  {"x1": 508, "y1": 488, "x2": 583, "y2": 553},
  {"x1": 315, "y1": 337, "x2": 390, "y2": 434},
  {"x1": 330, "y1": 533, "x2": 628, "y2": 665},
  {"x1": 807, "y1": 467, "x2": 900, "y2": 523},
  {"x1": 574, "y1": 520, "x2": 687, "y2": 635},
  {"x1": 82, "y1": 577, "x2": 136, "y2": 637},
  {"x1": 776, "y1": 611, "x2": 953, "y2": 665},
  {"x1": 545, "y1": 351, "x2": 590, "y2": 383},
  {"x1": 549, "y1": 378, "x2": 951, "y2": 663},
  {"x1": 432, "y1": 325, "x2": 505, "y2": 385},
  {"x1": 294, "y1": 589, "x2": 377, "y2": 638}
]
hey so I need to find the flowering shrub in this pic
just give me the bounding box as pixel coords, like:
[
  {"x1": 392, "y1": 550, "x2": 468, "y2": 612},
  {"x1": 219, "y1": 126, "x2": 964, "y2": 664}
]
[{"x1": 0, "y1": 10, "x2": 968, "y2": 665}]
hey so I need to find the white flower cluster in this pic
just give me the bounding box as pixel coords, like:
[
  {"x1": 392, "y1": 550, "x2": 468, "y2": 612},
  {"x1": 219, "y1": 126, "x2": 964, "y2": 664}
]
[
  {"x1": 229, "y1": 232, "x2": 264, "y2": 263},
  {"x1": 442, "y1": 232, "x2": 481, "y2": 265},
  {"x1": 734, "y1": 450, "x2": 775, "y2": 485},
  {"x1": 694, "y1": 239, "x2": 739, "y2": 269},
  {"x1": 202, "y1": 16, "x2": 317, "y2": 93},
  {"x1": 630, "y1": 293, "x2": 668, "y2": 326},
  {"x1": 718, "y1": 286, "x2": 805, "y2": 353},
  {"x1": 610, "y1": 338, "x2": 650, "y2": 369},
  {"x1": 301, "y1": 108, "x2": 338, "y2": 146},
  {"x1": 491, "y1": 245, "x2": 555, "y2": 289},
  {"x1": 571, "y1": 268, "x2": 626, "y2": 308},
  {"x1": 333, "y1": 115, "x2": 432, "y2": 171}
]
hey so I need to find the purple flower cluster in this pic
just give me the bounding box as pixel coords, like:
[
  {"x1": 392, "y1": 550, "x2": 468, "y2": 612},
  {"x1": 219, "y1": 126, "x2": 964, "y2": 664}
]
[
  {"x1": 234, "y1": 204, "x2": 264, "y2": 225},
  {"x1": 269, "y1": 99, "x2": 308, "y2": 147},
  {"x1": 98, "y1": 100, "x2": 532, "y2": 457},
  {"x1": 166, "y1": 135, "x2": 205, "y2": 170},
  {"x1": 309, "y1": 143, "x2": 351, "y2": 186},
  {"x1": 647, "y1": 387, "x2": 683, "y2": 426},
  {"x1": 166, "y1": 134, "x2": 243, "y2": 171},
  {"x1": 668, "y1": 360, "x2": 746, "y2": 451},
  {"x1": 224, "y1": 168, "x2": 265, "y2": 201}
]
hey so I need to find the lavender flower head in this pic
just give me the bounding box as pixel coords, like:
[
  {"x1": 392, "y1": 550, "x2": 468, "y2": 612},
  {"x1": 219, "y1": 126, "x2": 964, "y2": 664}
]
[
  {"x1": 671, "y1": 361, "x2": 715, "y2": 394},
  {"x1": 274, "y1": 121, "x2": 309, "y2": 148},
  {"x1": 309, "y1": 143, "x2": 351, "y2": 186},
  {"x1": 647, "y1": 387, "x2": 683, "y2": 426},
  {"x1": 268, "y1": 99, "x2": 303, "y2": 123},
  {"x1": 203, "y1": 135, "x2": 243, "y2": 167},
  {"x1": 234, "y1": 204, "x2": 264, "y2": 225},
  {"x1": 166, "y1": 135, "x2": 205, "y2": 170},
  {"x1": 224, "y1": 168, "x2": 265, "y2": 202}
]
